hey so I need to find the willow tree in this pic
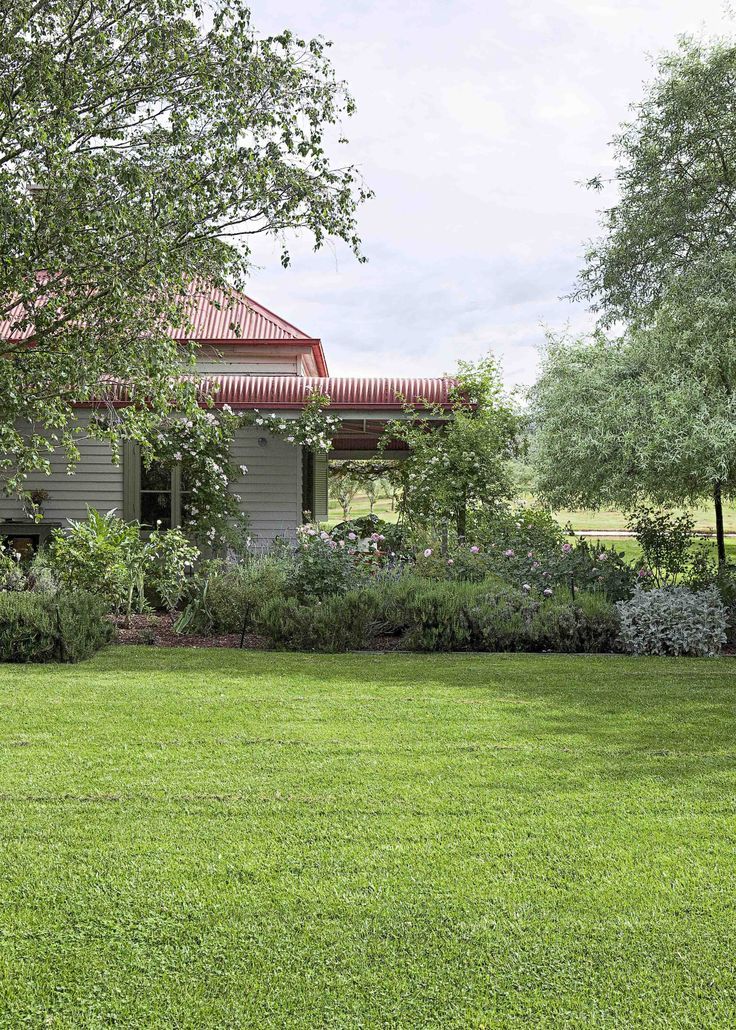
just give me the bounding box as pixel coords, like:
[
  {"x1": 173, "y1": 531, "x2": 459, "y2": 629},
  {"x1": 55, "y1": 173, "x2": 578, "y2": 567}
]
[
  {"x1": 532, "y1": 256, "x2": 736, "y2": 565},
  {"x1": 576, "y1": 36, "x2": 736, "y2": 323},
  {"x1": 549, "y1": 34, "x2": 736, "y2": 564},
  {"x1": 0, "y1": 0, "x2": 369, "y2": 495}
]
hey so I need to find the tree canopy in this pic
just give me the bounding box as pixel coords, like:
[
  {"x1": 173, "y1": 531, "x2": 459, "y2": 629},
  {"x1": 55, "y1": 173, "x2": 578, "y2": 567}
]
[
  {"x1": 537, "y1": 33, "x2": 736, "y2": 565},
  {"x1": 0, "y1": 0, "x2": 369, "y2": 495},
  {"x1": 531, "y1": 258, "x2": 736, "y2": 563},
  {"x1": 383, "y1": 356, "x2": 520, "y2": 540},
  {"x1": 576, "y1": 36, "x2": 736, "y2": 323}
]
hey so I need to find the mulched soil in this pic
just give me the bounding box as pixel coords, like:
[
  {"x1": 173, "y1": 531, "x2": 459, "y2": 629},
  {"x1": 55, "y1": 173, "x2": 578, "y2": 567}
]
[
  {"x1": 111, "y1": 613, "x2": 407, "y2": 651},
  {"x1": 111, "y1": 612, "x2": 266, "y2": 650},
  {"x1": 110, "y1": 612, "x2": 735, "y2": 655}
]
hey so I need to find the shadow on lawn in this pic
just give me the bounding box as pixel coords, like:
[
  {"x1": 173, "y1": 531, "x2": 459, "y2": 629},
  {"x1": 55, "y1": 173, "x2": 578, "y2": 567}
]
[{"x1": 68, "y1": 648, "x2": 736, "y2": 769}]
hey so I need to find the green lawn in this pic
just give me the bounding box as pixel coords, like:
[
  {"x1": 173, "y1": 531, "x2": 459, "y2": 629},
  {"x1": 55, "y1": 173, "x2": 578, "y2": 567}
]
[
  {"x1": 328, "y1": 491, "x2": 736, "y2": 535},
  {"x1": 2, "y1": 650, "x2": 736, "y2": 1028},
  {"x1": 579, "y1": 535, "x2": 736, "y2": 566}
]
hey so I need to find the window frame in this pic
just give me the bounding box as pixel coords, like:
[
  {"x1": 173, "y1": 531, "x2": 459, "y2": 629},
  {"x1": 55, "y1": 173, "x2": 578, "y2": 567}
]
[{"x1": 123, "y1": 440, "x2": 184, "y2": 528}]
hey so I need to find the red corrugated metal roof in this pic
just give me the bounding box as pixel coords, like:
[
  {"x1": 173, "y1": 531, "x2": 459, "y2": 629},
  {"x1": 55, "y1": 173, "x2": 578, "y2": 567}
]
[
  {"x1": 89, "y1": 375, "x2": 457, "y2": 410},
  {"x1": 0, "y1": 281, "x2": 328, "y2": 374},
  {"x1": 173, "y1": 282, "x2": 312, "y2": 341}
]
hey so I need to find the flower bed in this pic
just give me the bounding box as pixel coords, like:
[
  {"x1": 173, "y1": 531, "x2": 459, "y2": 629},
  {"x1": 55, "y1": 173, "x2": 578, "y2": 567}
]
[{"x1": 4, "y1": 505, "x2": 733, "y2": 659}]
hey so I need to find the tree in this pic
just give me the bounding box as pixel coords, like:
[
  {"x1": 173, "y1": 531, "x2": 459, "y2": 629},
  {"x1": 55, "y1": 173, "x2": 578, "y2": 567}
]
[
  {"x1": 382, "y1": 356, "x2": 520, "y2": 540},
  {"x1": 576, "y1": 36, "x2": 736, "y2": 324},
  {"x1": 0, "y1": 0, "x2": 369, "y2": 496},
  {"x1": 531, "y1": 261, "x2": 736, "y2": 565},
  {"x1": 363, "y1": 475, "x2": 378, "y2": 514},
  {"x1": 328, "y1": 464, "x2": 361, "y2": 522},
  {"x1": 549, "y1": 33, "x2": 736, "y2": 566}
]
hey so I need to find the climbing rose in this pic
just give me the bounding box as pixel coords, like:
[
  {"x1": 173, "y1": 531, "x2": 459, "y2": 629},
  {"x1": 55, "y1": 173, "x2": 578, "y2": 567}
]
[
  {"x1": 543, "y1": 587, "x2": 553, "y2": 596},
  {"x1": 423, "y1": 548, "x2": 432, "y2": 558},
  {"x1": 470, "y1": 546, "x2": 480, "y2": 554}
]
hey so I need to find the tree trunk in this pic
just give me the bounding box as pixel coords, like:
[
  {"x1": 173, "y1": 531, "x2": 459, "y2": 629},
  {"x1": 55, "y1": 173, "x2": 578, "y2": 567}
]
[
  {"x1": 440, "y1": 524, "x2": 449, "y2": 556},
  {"x1": 457, "y1": 504, "x2": 467, "y2": 543},
  {"x1": 714, "y1": 482, "x2": 726, "y2": 568}
]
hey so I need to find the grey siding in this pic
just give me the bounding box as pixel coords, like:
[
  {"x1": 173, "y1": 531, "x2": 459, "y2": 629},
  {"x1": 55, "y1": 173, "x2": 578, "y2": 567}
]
[
  {"x1": 0, "y1": 417, "x2": 123, "y2": 525},
  {"x1": 0, "y1": 421, "x2": 302, "y2": 544},
  {"x1": 195, "y1": 350, "x2": 298, "y2": 375},
  {"x1": 229, "y1": 426, "x2": 302, "y2": 544}
]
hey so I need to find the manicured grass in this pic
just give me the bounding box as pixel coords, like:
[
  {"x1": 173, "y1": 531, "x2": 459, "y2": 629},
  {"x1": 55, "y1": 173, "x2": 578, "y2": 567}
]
[
  {"x1": 329, "y1": 490, "x2": 736, "y2": 535},
  {"x1": 579, "y1": 535, "x2": 736, "y2": 566},
  {"x1": 2, "y1": 650, "x2": 736, "y2": 1027}
]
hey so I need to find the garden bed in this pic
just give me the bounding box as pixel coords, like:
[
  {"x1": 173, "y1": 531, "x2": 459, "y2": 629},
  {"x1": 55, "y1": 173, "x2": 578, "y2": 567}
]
[{"x1": 112, "y1": 612, "x2": 265, "y2": 650}]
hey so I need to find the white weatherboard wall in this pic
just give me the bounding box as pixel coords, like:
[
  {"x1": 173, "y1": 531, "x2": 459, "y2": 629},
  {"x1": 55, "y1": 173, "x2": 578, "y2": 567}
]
[
  {"x1": 229, "y1": 426, "x2": 302, "y2": 545},
  {"x1": 195, "y1": 347, "x2": 299, "y2": 376},
  {"x1": 0, "y1": 420, "x2": 302, "y2": 543},
  {"x1": 0, "y1": 416, "x2": 123, "y2": 524}
]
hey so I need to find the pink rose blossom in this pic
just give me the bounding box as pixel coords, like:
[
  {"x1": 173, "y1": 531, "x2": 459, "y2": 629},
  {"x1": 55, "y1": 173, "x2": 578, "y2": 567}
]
[
  {"x1": 423, "y1": 548, "x2": 432, "y2": 558},
  {"x1": 470, "y1": 546, "x2": 480, "y2": 554}
]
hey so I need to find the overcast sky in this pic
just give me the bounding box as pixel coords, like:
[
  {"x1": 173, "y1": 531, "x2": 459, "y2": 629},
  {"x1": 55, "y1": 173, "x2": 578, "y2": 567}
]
[{"x1": 245, "y1": 0, "x2": 733, "y2": 386}]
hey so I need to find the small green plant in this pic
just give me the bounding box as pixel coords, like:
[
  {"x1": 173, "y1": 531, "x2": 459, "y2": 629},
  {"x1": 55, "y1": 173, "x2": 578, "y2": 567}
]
[
  {"x1": 48, "y1": 508, "x2": 200, "y2": 616},
  {"x1": 626, "y1": 506, "x2": 695, "y2": 586},
  {"x1": 48, "y1": 509, "x2": 142, "y2": 612},
  {"x1": 142, "y1": 526, "x2": 199, "y2": 610}
]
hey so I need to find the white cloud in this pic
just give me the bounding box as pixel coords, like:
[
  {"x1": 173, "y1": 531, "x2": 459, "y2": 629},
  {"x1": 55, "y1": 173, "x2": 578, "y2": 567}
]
[{"x1": 246, "y1": 0, "x2": 735, "y2": 387}]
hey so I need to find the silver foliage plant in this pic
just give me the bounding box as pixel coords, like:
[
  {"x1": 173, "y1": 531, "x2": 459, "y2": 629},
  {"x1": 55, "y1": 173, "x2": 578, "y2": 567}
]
[{"x1": 616, "y1": 586, "x2": 727, "y2": 658}]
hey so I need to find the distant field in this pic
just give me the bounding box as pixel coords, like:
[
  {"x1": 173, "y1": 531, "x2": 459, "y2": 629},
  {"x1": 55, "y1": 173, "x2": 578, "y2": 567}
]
[{"x1": 328, "y1": 491, "x2": 736, "y2": 537}]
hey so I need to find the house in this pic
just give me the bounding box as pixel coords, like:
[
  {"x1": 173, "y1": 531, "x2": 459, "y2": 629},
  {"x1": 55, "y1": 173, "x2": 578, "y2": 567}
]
[{"x1": 0, "y1": 284, "x2": 454, "y2": 552}]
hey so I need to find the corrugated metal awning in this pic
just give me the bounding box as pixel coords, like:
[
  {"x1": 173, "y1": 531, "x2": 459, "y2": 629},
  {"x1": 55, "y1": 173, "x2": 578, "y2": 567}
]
[
  {"x1": 198, "y1": 375, "x2": 457, "y2": 410},
  {"x1": 89, "y1": 375, "x2": 458, "y2": 411}
]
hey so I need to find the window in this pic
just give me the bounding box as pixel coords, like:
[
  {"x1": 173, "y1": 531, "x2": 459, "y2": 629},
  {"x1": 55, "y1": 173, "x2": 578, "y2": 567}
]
[
  {"x1": 140, "y1": 458, "x2": 174, "y2": 528},
  {"x1": 123, "y1": 442, "x2": 190, "y2": 528}
]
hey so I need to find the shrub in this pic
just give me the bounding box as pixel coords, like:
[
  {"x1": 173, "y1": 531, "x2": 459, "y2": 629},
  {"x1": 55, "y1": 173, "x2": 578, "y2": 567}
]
[
  {"x1": 249, "y1": 574, "x2": 620, "y2": 655},
  {"x1": 0, "y1": 541, "x2": 27, "y2": 590},
  {"x1": 331, "y1": 514, "x2": 406, "y2": 555},
  {"x1": 616, "y1": 586, "x2": 727, "y2": 657},
  {"x1": 255, "y1": 590, "x2": 381, "y2": 651},
  {"x1": 403, "y1": 583, "x2": 620, "y2": 654},
  {"x1": 48, "y1": 508, "x2": 200, "y2": 614},
  {"x1": 48, "y1": 509, "x2": 141, "y2": 611},
  {"x1": 176, "y1": 557, "x2": 291, "y2": 635},
  {"x1": 545, "y1": 537, "x2": 637, "y2": 602},
  {"x1": 469, "y1": 503, "x2": 565, "y2": 561},
  {"x1": 141, "y1": 527, "x2": 199, "y2": 610},
  {"x1": 0, "y1": 590, "x2": 113, "y2": 663},
  {"x1": 626, "y1": 506, "x2": 695, "y2": 585},
  {"x1": 413, "y1": 534, "x2": 635, "y2": 602},
  {"x1": 289, "y1": 527, "x2": 367, "y2": 601}
]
